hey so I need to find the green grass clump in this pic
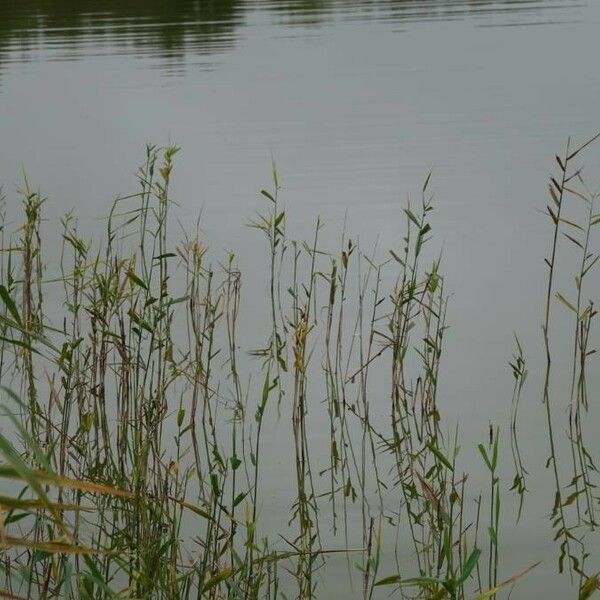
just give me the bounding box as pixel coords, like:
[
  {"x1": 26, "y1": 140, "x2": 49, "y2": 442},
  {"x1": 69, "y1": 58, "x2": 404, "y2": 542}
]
[{"x1": 0, "y1": 137, "x2": 598, "y2": 599}]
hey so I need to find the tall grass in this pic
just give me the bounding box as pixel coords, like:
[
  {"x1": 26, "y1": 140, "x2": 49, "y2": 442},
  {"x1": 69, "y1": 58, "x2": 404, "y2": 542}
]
[{"x1": 0, "y1": 137, "x2": 597, "y2": 599}]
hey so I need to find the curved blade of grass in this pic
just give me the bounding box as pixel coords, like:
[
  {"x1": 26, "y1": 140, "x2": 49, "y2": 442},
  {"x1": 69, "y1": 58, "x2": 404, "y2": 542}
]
[
  {"x1": 0, "y1": 536, "x2": 112, "y2": 556},
  {"x1": 473, "y1": 561, "x2": 541, "y2": 599},
  {"x1": 0, "y1": 465, "x2": 134, "y2": 499},
  {"x1": 0, "y1": 495, "x2": 92, "y2": 512}
]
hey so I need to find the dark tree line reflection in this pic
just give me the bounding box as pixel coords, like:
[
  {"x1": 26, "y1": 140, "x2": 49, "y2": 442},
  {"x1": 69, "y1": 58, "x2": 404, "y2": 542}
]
[{"x1": 0, "y1": 0, "x2": 571, "y2": 70}]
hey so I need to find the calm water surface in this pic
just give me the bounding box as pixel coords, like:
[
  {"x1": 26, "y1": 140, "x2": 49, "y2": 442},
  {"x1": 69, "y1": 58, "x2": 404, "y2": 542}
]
[{"x1": 0, "y1": 1, "x2": 599, "y2": 597}]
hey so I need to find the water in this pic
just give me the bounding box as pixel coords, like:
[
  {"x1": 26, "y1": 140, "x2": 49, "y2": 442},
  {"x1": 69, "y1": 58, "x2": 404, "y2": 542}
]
[{"x1": 1, "y1": 1, "x2": 599, "y2": 597}]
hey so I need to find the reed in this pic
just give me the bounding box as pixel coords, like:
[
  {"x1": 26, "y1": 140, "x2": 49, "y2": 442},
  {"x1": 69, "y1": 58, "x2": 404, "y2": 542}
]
[{"x1": 0, "y1": 137, "x2": 597, "y2": 599}]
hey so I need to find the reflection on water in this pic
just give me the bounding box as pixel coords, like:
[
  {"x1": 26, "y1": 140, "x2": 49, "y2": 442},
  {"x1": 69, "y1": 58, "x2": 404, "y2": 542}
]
[
  {"x1": 0, "y1": 0, "x2": 585, "y2": 74},
  {"x1": 0, "y1": 0, "x2": 243, "y2": 72}
]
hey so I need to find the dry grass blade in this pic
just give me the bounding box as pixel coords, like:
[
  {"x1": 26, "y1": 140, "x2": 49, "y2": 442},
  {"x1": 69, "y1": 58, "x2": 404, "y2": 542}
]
[
  {"x1": 0, "y1": 495, "x2": 92, "y2": 512},
  {"x1": 0, "y1": 465, "x2": 134, "y2": 498},
  {"x1": 472, "y1": 561, "x2": 541, "y2": 600},
  {"x1": 0, "y1": 536, "x2": 113, "y2": 556}
]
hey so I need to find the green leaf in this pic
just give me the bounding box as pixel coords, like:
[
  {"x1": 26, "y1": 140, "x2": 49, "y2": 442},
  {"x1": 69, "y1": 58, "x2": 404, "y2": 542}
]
[
  {"x1": 0, "y1": 335, "x2": 39, "y2": 354},
  {"x1": 389, "y1": 250, "x2": 405, "y2": 265},
  {"x1": 374, "y1": 575, "x2": 441, "y2": 588},
  {"x1": 261, "y1": 189, "x2": 276, "y2": 203},
  {"x1": 233, "y1": 491, "x2": 248, "y2": 507},
  {"x1": 82, "y1": 555, "x2": 119, "y2": 598},
  {"x1": 0, "y1": 285, "x2": 21, "y2": 326},
  {"x1": 478, "y1": 444, "x2": 492, "y2": 471},
  {"x1": 458, "y1": 547, "x2": 481, "y2": 584},
  {"x1": 201, "y1": 568, "x2": 235, "y2": 593},
  {"x1": 127, "y1": 270, "x2": 148, "y2": 290},
  {"x1": 153, "y1": 252, "x2": 177, "y2": 261},
  {"x1": 373, "y1": 575, "x2": 402, "y2": 587},
  {"x1": 168, "y1": 295, "x2": 189, "y2": 307},
  {"x1": 404, "y1": 208, "x2": 421, "y2": 227},
  {"x1": 426, "y1": 442, "x2": 454, "y2": 471},
  {"x1": 563, "y1": 490, "x2": 582, "y2": 507}
]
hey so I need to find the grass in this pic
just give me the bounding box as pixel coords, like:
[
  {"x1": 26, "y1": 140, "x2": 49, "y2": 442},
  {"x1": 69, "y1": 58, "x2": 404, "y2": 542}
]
[{"x1": 0, "y1": 136, "x2": 597, "y2": 599}]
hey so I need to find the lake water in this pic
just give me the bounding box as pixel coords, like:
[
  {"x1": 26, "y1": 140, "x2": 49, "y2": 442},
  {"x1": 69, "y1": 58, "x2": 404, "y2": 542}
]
[{"x1": 1, "y1": 1, "x2": 599, "y2": 597}]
